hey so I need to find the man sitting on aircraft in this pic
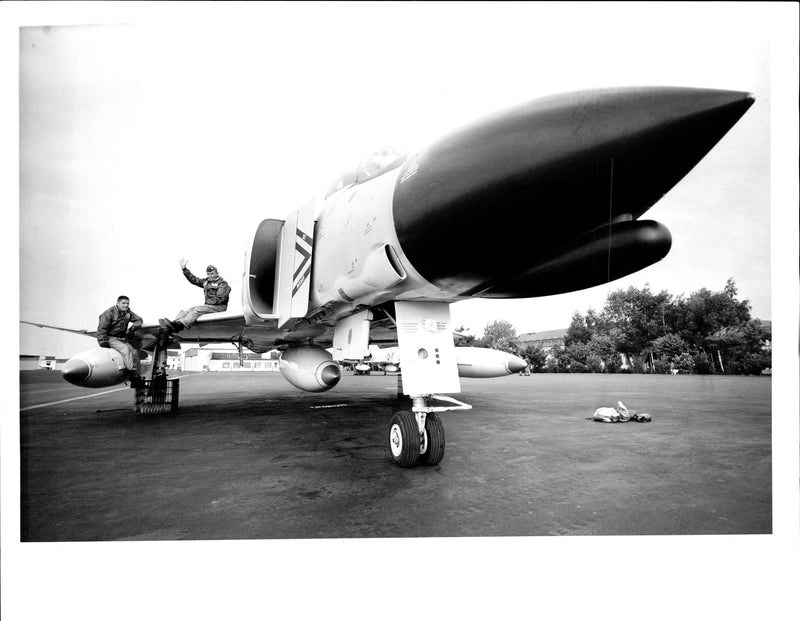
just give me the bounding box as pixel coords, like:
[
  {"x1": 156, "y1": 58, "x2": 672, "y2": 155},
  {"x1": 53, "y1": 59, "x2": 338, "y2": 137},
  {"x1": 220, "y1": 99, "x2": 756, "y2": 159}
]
[
  {"x1": 97, "y1": 295, "x2": 143, "y2": 385},
  {"x1": 159, "y1": 258, "x2": 230, "y2": 334}
]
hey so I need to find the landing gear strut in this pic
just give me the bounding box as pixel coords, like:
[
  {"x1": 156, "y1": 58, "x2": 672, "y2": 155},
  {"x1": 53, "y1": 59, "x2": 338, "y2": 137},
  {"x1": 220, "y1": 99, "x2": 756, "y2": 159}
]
[{"x1": 388, "y1": 395, "x2": 471, "y2": 468}]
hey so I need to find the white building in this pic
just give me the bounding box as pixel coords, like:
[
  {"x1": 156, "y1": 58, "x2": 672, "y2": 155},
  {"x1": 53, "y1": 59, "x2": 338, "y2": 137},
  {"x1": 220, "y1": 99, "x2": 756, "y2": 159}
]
[
  {"x1": 178, "y1": 343, "x2": 280, "y2": 372},
  {"x1": 20, "y1": 354, "x2": 65, "y2": 371},
  {"x1": 20, "y1": 343, "x2": 281, "y2": 373},
  {"x1": 517, "y1": 328, "x2": 568, "y2": 352}
]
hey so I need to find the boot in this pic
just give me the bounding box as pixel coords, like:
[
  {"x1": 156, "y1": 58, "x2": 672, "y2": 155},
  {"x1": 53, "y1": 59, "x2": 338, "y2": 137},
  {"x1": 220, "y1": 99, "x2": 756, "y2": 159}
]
[{"x1": 127, "y1": 369, "x2": 144, "y2": 388}]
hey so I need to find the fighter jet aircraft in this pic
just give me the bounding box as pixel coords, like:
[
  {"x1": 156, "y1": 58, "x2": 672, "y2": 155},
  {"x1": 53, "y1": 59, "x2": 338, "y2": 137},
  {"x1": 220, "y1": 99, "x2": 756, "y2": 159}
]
[
  {"x1": 25, "y1": 86, "x2": 754, "y2": 467},
  {"x1": 345, "y1": 345, "x2": 401, "y2": 375}
]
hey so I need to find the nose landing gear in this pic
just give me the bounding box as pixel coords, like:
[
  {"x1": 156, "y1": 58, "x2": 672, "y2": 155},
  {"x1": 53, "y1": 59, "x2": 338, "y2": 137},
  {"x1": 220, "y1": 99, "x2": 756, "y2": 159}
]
[{"x1": 388, "y1": 394, "x2": 471, "y2": 468}]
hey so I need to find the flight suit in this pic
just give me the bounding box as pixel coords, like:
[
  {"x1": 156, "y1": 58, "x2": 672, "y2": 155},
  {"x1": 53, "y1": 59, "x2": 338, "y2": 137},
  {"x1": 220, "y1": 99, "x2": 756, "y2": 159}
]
[
  {"x1": 97, "y1": 305, "x2": 142, "y2": 372},
  {"x1": 173, "y1": 268, "x2": 231, "y2": 329}
]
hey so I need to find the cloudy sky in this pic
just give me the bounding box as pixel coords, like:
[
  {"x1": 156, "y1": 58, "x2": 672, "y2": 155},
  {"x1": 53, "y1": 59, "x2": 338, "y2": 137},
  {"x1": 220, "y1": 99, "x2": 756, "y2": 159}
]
[
  {"x1": 13, "y1": 2, "x2": 785, "y2": 359},
  {"x1": 4, "y1": 3, "x2": 798, "y2": 620}
]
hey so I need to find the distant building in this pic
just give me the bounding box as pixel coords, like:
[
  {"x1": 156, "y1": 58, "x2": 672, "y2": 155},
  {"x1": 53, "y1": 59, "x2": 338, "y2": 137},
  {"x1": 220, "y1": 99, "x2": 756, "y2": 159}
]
[
  {"x1": 20, "y1": 355, "x2": 66, "y2": 371},
  {"x1": 180, "y1": 343, "x2": 280, "y2": 372},
  {"x1": 19, "y1": 344, "x2": 281, "y2": 373},
  {"x1": 166, "y1": 349, "x2": 182, "y2": 370},
  {"x1": 517, "y1": 328, "x2": 568, "y2": 351}
]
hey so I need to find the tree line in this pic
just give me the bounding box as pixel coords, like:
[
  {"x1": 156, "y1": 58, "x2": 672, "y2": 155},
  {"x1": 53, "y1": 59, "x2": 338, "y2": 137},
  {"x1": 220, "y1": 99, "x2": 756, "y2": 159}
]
[{"x1": 457, "y1": 278, "x2": 771, "y2": 375}]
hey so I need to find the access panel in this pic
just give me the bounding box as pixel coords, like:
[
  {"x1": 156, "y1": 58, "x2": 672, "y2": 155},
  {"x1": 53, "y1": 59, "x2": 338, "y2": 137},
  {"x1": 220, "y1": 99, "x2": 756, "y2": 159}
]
[{"x1": 394, "y1": 301, "x2": 460, "y2": 396}]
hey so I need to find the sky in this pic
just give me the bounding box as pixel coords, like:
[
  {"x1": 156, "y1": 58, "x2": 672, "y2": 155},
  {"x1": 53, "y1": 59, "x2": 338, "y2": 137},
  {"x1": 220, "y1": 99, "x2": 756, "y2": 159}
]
[
  {"x1": 12, "y1": 2, "x2": 781, "y2": 359},
  {"x1": 3, "y1": 3, "x2": 799, "y2": 620}
]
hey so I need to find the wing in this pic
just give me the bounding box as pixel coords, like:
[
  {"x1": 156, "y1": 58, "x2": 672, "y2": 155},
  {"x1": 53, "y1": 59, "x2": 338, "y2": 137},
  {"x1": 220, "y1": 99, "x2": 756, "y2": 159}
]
[
  {"x1": 150, "y1": 311, "x2": 257, "y2": 351},
  {"x1": 21, "y1": 314, "x2": 263, "y2": 352},
  {"x1": 23, "y1": 310, "x2": 400, "y2": 354},
  {"x1": 20, "y1": 320, "x2": 95, "y2": 337},
  {"x1": 178, "y1": 311, "x2": 400, "y2": 353}
]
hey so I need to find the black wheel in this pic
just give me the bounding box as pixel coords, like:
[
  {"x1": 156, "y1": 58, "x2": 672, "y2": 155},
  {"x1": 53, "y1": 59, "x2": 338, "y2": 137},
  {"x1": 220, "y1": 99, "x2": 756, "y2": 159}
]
[
  {"x1": 418, "y1": 412, "x2": 445, "y2": 466},
  {"x1": 388, "y1": 411, "x2": 420, "y2": 468}
]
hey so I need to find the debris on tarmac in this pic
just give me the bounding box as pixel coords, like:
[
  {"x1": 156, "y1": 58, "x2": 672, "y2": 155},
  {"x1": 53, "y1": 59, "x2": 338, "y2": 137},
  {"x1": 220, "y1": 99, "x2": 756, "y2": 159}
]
[{"x1": 592, "y1": 400, "x2": 652, "y2": 423}]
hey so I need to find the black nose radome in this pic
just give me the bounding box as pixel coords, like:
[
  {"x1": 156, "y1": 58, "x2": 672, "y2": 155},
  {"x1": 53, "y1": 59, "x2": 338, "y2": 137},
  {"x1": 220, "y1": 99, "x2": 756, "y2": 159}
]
[{"x1": 392, "y1": 87, "x2": 754, "y2": 298}]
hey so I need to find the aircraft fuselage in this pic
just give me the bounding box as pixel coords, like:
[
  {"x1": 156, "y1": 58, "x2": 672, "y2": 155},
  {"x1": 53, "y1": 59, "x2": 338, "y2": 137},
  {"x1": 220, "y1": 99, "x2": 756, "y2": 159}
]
[{"x1": 309, "y1": 86, "x2": 754, "y2": 320}]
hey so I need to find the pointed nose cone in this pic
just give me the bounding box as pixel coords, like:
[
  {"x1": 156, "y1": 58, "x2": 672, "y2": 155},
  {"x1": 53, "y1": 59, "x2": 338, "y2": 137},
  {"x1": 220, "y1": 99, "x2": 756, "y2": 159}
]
[
  {"x1": 62, "y1": 358, "x2": 91, "y2": 386},
  {"x1": 393, "y1": 87, "x2": 754, "y2": 297},
  {"x1": 320, "y1": 363, "x2": 342, "y2": 388},
  {"x1": 507, "y1": 354, "x2": 528, "y2": 374}
]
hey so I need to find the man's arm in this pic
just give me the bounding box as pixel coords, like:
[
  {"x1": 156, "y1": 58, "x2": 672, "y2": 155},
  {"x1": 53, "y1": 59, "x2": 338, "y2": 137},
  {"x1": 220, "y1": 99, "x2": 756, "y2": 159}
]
[
  {"x1": 217, "y1": 280, "x2": 232, "y2": 302},
  {"x1": 97, "y1": 309, "x2": 111, "y2": 346},
  {"x1": 182, "y1": 267, "x2": 205, "y2": 288},
  {"x1": 128, "y1": 311, "x2": 144, "y2": 329},
  {"x1": 179, "y1": 258, "x2": 204, "y2": 288}
]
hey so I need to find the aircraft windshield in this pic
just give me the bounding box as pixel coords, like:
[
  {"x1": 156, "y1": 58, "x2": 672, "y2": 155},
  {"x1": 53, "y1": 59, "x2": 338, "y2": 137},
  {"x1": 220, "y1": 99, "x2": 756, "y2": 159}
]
[
  {"x1": 356, "y1": 147, "x2": 405, "y2": 181},
  {"x1": 325, "y1": 147, "x2": 407, "y2": 199}
]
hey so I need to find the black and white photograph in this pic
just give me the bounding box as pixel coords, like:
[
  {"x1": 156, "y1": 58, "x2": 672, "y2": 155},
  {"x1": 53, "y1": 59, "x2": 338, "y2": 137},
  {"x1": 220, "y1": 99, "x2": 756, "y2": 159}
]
[{"x1": 3, "y1": 2, "x2": 798, "y2": 619}]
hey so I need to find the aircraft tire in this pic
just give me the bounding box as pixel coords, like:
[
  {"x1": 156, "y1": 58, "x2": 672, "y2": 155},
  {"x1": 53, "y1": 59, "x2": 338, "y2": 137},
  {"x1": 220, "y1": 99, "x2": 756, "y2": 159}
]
[
  {"x1": 418, "y1": 412, "x2": 445, "y2": 466},
  {"x1": 389, "y1": 411, "x2": 420, "y2": 468}
]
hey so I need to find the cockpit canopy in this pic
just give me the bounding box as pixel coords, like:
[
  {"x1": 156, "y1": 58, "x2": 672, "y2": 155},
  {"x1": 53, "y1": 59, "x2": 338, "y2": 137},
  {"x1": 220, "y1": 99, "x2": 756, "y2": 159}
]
[{"x1": 325, "y1": 147, "x2": 407, "y2": 199}]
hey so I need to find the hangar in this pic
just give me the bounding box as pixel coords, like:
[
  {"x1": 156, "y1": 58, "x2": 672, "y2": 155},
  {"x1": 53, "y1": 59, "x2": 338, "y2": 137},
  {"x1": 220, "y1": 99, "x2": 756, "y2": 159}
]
[{"x1": 176, "y1": 343, "x2": 280, "y2": 373}]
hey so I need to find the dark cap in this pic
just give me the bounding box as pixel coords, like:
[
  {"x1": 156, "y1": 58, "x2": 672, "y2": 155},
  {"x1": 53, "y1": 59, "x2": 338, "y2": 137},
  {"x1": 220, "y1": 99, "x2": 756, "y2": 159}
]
[{"x1": 206, "y1": 265, "x2": 217, "y2": 272}]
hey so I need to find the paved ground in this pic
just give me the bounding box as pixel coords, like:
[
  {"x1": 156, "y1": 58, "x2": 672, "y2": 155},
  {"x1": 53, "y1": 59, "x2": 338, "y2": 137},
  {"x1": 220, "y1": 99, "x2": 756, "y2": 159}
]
[{"x1": 19, "y1": 370, "x2": 771, "y2": 540}]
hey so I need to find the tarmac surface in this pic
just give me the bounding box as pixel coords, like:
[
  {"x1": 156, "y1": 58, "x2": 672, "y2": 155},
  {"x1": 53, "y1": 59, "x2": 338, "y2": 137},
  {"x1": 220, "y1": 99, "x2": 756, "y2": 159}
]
[{"x1": 19, "y1": 370, "x2": 772, "y2": 541}]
